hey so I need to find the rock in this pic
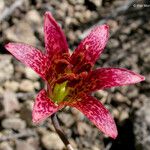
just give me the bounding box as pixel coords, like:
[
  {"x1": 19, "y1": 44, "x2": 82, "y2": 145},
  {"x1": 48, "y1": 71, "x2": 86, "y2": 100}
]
[
  {"x1": 16, "y1": 140, "x2": 37, "y2": 150},
  {"x1": 68, "y1": 31, "x2": 76, "y2": 42},
  {"x1": 25, "y1": 10, "x2": 42, "y2": 25},
  {"x1": 0, "y1": 55, "x2": 14, "y2": 84},
  {"x1": 58, "y1": 113, "x2": 75, "y2": 127},
  {"x1": 68, "y1": 0, "x2": 84, "y2": 5},
  {"x1": 113, "y1": 92, "x2": 130, "y2": 104},
  {"x1": 119, "y1": 110, "x2": 129, "y2": 121},
  {"x1": 27, "y1": 137, "x2": 39, "y2": 150},
  {"x1": 16, "y1": 92, "x2": 35, "y2": 101},
  {"x1": 108, "y1": 39, "x2": 119, "y2": 49},
  {"x1": 57, "y1": 9, "x2": 66, "y2": 18},
  {"x1": 141, "y1": 47, "x2": 150, "y2": 63},
  {"x1": 107, "y1": 19, "x2": 119, "y2": 33},
  {"x1": 41, "y1": 132, "x2": 64, "y2": 150},
  {"x1": 112, "y1": 108, "x2": 120, "y2": 119},
  {"x1": 3, "y1": 91, "x2": 20, "y2": 113},
  {"x1": 20, "y1": 101, "x2": 33, "y2": 126},
  {"x1": 83, "y1": 10, "x2": 92, "y2": 21},
  {"x1": 33, "y1": 82, "x2": 40, "y2": 90},
  {"x1": 5, "y1": 21, "x2": 37, "y2": 45},
  {"x1": 119, "y1": 34, "x2": 127, "y2": 42},
  {"x1": 94, "y1": 90, "x2": 108, "y2": 104},
  {"x1": 0, "y1": 86, "x2": 4, "y2": 96},
  {"x1": 134, "y1": 99, "x2": 150, "y2": 150},
  {"x1": 14, "y1": 63, "x2": 25, "y2": 80},
  {"x1": 65, "y1": 16, "x2": 72, "y2": 25},
  {"x1": 71, "y1": 107, "x2": 85, "y2": 121},
  {"x1": 77, "y1": 122, "x2": 91, "y2": 136},
  {"x1": 122, "y1": 43, "x2": 131, "y2": 50},
  {"x1": 127, "y1": 87, "x2": 138, "y2": 99},
  {"x1": 2, "y1": 118, "x2": 26, "y2": 130},
  {"x1": 0, "y1": 0, "x2": 5, "y2": 13},
  {"x1": 69, "y1": 138, "x2": 78, "y2": 149},
  {"x1": 122, "y1": 26, "x2": 131, "y2": 34},
  {"x1": 4, "y1": 81, "x2": 19, "y2": 92},
  {"x1": 92, "y1": 146, "x2": 101, "y2": 150},
  {"x1": 74, "y1": 12, "x2": 84, "y2": 23},
  {"x1": 0, "y1": 142, "x2": 13, "y2": 150},
  {"x1": 89, "y1": 0, "x2": 102, "y2": 7},
  {"x1": 25, "y1": 67, "x2": 39, "y2": 81},
  {"x1": 76, "y1": 0, "x2": 85, "y2": 4},
  {"x1": 19, "y1": 79, "x2": 35, "y2": 92},
  {"x1": 36, "y1": 127, "x2": 49, "y2": 135}
]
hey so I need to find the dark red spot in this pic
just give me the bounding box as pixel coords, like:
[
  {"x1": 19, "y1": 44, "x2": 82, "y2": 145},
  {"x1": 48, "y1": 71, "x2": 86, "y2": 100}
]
[
  {"x1": 72, "y1": 53, "x2": 84, "y2": 66},
  {"x1": 54, "y1": 59, "x2": 70, "y2": 74},
  {"x1": 76, "y1": 63, "x2": 92, "y2": 74}
]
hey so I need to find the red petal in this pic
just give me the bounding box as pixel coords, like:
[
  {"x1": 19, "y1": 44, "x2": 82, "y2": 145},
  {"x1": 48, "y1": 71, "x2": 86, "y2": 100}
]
[
  {"x1": 5, "y1": 43, "x2": 50, "y2": 80},
  {"x1": 32, "y1": 89, "x2": 63, "y2": 123},
  {"x1": 71, "y1": 25, "x2": 109, "y2": 72},
  {"x1": 70, "y1": 94, "x2": 118, "y2": 138},
  {"x1": 44, "y1": 12, "x2": 69, "y2": 59},
  {"x1": 84, "y1": 68, "x2": 145, "y2": 92}
]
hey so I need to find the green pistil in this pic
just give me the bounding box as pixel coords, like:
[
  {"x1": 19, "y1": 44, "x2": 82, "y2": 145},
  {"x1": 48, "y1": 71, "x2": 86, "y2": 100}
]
[{"x1": 52, "y1": 81, "x2": 69, "y2": 103}]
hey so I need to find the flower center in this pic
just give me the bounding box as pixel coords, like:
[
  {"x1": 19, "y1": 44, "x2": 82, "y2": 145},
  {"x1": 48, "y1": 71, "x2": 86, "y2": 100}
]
[{"x1": 51, "y1": 81, "x2": 70, "y2": 103}]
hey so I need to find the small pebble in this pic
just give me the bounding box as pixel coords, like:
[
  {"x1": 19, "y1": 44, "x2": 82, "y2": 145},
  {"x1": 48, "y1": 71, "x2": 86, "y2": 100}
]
[{"x1": 2, "y1": 118, "x2": 26, "y2": 130}]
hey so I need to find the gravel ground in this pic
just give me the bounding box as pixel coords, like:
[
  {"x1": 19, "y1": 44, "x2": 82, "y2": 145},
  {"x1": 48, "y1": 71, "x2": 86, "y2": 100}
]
[{"x1": 0, "y1": 0, "x2": 150, "y2": 150}]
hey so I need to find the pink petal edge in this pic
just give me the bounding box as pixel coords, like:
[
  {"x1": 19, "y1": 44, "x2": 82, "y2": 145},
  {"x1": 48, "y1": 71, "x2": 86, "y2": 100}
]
[
  {"x1": 44, "y1": 12, "x2": 69, "y2": 58},
  {"x1": 83, "y1": 68, "x2": 145, "y2": 93},
  {"x1": 70, "y1": 94, "x2": 118, "y2": 139},
  {"x1": 5, "y1": 43, "x2": 50, "y2": 80},
  {"x1": 32, "y1": 89, "x2": 64, "y2": 124}
]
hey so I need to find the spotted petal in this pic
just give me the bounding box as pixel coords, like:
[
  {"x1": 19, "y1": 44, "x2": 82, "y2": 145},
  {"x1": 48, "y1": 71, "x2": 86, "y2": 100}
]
[
  {"x1": 71, "y1": 25, "x2": 109, "y2": 73},
  {"x1": 70, "y1": 94, "x2": 117, "y2": 139},
  {"x1": 32, "y1": 89, "x2": 63, "y2": 123},
  {"x1": 5, "y1": 43, "x2": 50, "y2": 80},
  {"x1": 44, "y1": 12, "x2": 69, "y2": 59},
  {"x1": 83, "y1": 68, "x2": 145, "y2": 93}
]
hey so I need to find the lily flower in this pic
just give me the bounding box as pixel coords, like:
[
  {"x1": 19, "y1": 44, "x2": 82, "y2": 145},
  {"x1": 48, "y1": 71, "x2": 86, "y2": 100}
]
[{"x1": 5, "y1": 12, "x2": 145, "y2": 139}]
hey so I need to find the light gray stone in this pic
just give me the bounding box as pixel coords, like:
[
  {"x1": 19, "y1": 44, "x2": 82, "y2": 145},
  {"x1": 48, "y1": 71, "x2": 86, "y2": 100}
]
[
  {"x1": 16, "y1": 140, "x2": 37, "y2": 150},
  {"x1": 0, "y1": 142, "x2": 13, "y2": 150},
  {"x1": 2, "y1": 118, "x2": 26, "y2": 130},
  {"x1": 4, "y1": 81, "x2": 19, "y2": 92},
  {"x1": 25, "y1": 10, "x2": 42, "y2": 25},
  {"x1": 0, "y1": 0, "x2": 5, "y2": 13},
  {"x1": 5, "y1": 21, "x2": 37, "y2": 45},
  {"x1": 134, "y1": 96, "x2": 150, "y2": 150},
  {"x1": 25, "y1": 67, "x2": 39, "y2": 81},
  {"x1": 0, "y1": 55, "x2": 14, "y2": 84},
  {"x1": 42, "y1": 132, "x2": 64, "y2": 150},
  {"x1": 19, "y1": 79, "x2": 35, "y2": 92},
  {"x1": 3, "y1": 91, "x2": 20, "y2": 113}
]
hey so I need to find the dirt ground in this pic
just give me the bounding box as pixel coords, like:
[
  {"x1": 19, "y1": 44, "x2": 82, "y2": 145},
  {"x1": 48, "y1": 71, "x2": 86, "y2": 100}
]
[{"x1": 0, "y1": 0, "x2": 150, "y2": 150}]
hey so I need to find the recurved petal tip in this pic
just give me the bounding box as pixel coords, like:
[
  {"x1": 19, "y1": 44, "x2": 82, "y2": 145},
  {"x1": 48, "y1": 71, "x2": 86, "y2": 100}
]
[
  {"x1": 4, "y1": 43, "x2": 10, "y2": 49},
  {"x1": 123, "y1": 70, "x2": 145, "y2": 84},
  {"x1": 111, "y1": 129, "x2": 118, "y2": 139},
  {"x1": 44, "y1": 11, "x2": 69, "y2": 58},
  {"x1": 5, "y1": 42, "x2": 18, "y2": 50},
  {"x1": 71, "y1": 24, "x2": 110, "y2": 69},
  {"x1": 100, "y1": 24, "x2": 109, "y2": 31},
  {"x1": 4, "y1": 42, "x2": 50, "y2": 80},
  {"x1": 44, "y1": 11, "x2": 52, "y2": 18},
  {"x1": 136, "y1": 74, "x2": 145, "y2": 82},
  {"x1": 71, "y1": 94, "x2": 118, "y2": 139}
]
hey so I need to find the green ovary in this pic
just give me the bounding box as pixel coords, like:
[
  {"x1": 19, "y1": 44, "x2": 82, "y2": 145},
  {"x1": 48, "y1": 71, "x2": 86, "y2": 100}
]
[{"x1": 52, "y1": 81, "x2": 69, "y2": 103}]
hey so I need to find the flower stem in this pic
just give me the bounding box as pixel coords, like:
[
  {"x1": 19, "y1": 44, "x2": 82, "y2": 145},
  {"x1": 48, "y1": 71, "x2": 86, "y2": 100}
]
[{"x1": 51, "y1": 113, "x2": 74, "y2": 150}]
